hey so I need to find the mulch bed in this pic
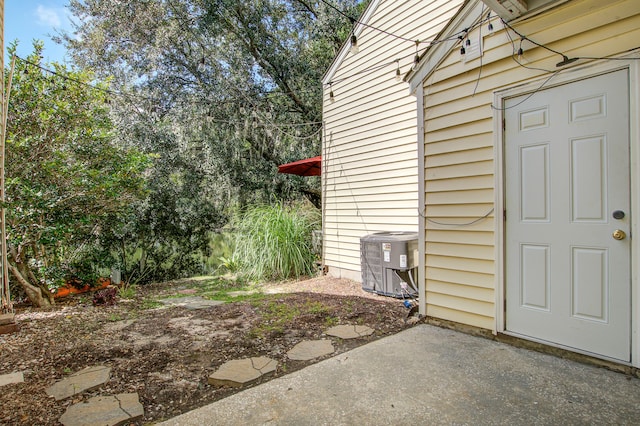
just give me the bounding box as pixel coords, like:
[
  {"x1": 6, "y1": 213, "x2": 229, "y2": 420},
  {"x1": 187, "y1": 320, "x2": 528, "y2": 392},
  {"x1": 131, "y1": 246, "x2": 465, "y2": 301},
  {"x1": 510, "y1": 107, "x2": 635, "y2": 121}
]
[{"x1": 0, "y1": 281, "x2": 413, "y2": 425}]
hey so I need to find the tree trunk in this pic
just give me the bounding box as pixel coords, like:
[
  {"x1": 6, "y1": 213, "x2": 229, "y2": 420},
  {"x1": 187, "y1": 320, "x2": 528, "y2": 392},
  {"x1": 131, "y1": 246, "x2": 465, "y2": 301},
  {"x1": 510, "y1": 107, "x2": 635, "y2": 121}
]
[{"x1": 8, "y1": 263, "x2": 52, "y2": 308}]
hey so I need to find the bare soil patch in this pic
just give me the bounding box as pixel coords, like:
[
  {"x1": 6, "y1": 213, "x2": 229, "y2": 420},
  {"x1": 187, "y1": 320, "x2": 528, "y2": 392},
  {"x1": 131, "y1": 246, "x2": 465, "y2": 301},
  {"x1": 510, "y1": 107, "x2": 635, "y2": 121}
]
[{"x1": 0, "y1": 277, "x2": 414, "y2": 425}]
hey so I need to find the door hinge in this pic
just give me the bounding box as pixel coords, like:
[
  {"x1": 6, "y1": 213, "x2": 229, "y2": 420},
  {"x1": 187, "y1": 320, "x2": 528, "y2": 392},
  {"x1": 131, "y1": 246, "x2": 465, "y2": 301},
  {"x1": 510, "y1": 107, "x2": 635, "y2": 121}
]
[
  {"x1": 503, "y1": 209, "x2": 506, "y2": 221},
  {"x1": 502, "y1": 118, "x2": 506, "y2": 131}
]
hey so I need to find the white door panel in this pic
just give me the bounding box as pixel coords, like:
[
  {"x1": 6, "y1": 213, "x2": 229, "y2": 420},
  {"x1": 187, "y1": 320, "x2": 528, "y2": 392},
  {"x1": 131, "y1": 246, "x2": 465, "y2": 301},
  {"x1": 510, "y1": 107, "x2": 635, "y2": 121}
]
[{"x1": 505, "y1": 70, "x2": 631, "y2": 362}]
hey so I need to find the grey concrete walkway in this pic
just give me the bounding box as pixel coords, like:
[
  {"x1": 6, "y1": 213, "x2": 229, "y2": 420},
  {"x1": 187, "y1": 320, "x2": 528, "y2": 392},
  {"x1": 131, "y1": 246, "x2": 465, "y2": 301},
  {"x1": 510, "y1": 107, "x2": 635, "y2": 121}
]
[{"x1": 161, "y1": 324, "x2": 640, "y2": 425}]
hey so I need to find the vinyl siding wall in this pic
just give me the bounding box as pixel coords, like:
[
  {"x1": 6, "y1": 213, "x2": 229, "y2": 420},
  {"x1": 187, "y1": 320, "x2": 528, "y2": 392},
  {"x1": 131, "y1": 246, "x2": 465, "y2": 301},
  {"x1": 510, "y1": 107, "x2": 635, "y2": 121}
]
[
  {"x1": 421, "y1": 0, "x2": 640, "y2": 329},
  {"x1": 323, "y1": 0, "x2": 464, "y2": 280}
]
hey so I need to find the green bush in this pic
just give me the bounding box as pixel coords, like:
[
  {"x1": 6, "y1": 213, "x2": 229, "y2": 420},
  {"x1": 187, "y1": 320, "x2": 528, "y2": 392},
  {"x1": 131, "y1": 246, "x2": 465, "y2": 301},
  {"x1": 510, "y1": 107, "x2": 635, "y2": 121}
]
[{"x1": 233, "y1": 202, "x2": 320, "y2": 281}]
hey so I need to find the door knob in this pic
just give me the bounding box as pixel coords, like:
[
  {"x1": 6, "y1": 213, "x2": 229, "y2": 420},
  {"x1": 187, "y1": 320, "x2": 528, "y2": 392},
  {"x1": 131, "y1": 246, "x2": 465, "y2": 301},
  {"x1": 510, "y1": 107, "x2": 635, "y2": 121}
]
[{"x1": 613, "y1": 229, "x2": 626, "y2": 240}]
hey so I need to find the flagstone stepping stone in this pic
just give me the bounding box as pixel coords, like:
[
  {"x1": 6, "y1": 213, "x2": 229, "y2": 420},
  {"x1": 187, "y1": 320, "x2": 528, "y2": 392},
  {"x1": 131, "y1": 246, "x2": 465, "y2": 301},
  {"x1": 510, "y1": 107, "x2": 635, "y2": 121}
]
[
  {"x1": 59, "y1": 393, "x2": 144, "y2": 426},
  {"x1": 325, "y1": 324, "x2": 375, "y2": 339},
  {"x1": 208, "y1": 357, "x2": 277, "y2": 388},
  {"x1": 0, "y1": 313, "x2": 15, "y2": 325},
  {"x1": 287, "y1": 339, "x2": 334, "y2": 361},
  {"x1": 158, "y1": 296, "x2": 224, "y2": 310},
  {"x1": 0, "y1": 372, "x2": 24, "y2": 387},
  {"x1": 0, "y1": 320, "x2": 20, "y2": 334},
  {"x1": 46, "y1": 366, "x2": 111, "y2": 401},
  {"x1": 103, "y1": 319, "x2": 136, "y2": 333}
]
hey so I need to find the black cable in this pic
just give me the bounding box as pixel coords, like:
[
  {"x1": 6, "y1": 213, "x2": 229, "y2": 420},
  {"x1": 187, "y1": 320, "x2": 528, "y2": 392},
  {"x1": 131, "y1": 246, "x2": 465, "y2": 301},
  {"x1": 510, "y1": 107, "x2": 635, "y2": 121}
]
[
  {"x1": 502, "y1": 23, "x2": 556, "y2": 74},
  {"x1": 490, "y1": 72, "x2": 559, "y2": 111},
  {"x1": 318, "y1": 0, "x2": 418, "y2": 43},
  {"x1": 420, "y1": 208, "x2": 495, "y2": 226},
  {"x1": 472, "y1": 5, "x2": 486, "y2": 96}
]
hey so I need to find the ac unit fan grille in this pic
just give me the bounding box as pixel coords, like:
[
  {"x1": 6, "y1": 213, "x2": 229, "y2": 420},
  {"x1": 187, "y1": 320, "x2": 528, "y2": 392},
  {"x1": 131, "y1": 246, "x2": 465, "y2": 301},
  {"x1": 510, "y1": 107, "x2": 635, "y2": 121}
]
[{"x1": 361, "y1": 241, "x2": 382, "y2": 291}]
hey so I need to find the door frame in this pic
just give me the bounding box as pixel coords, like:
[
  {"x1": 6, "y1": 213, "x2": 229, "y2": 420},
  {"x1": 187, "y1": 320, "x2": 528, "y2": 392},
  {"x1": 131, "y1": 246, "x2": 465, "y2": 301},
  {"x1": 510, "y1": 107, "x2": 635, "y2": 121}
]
[{"x1": 493, "y1": 57, "x2": 640, "y2": 366}]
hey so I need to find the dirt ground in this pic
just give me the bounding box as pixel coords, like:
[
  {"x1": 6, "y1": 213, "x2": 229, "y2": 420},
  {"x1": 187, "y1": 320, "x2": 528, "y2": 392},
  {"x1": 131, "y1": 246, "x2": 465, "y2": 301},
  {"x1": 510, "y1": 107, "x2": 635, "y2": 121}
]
[{"x1": 0, "y1": 276, "x2": 416, "y2": 425}]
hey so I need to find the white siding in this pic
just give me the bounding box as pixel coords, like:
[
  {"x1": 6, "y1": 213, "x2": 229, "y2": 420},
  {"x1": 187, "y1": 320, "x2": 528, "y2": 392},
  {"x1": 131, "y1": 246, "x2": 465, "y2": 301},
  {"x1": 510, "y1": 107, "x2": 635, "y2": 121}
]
[
  {"x1": 419, "y1": 0, "x2": 640, "y2": 329},
  {"x1": 322, "y1": 0, "x2": 464, "y2": 280}
]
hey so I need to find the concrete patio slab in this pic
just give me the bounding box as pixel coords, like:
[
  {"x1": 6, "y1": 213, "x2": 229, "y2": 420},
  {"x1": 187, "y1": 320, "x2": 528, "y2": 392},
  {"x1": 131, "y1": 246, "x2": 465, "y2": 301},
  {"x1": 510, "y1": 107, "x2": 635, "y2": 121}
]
[
  {"x1": 59, "y1": 393, "x2": 144, "y2": 426},
  {"x1": 160, "y1": 324, "x2": 640, "y2": 425}
]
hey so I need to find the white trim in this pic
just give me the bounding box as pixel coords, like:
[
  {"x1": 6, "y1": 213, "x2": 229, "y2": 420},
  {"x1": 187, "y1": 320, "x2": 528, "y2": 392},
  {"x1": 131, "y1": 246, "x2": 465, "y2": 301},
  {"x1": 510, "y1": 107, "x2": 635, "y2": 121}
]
[
  {"x1": 493, "y1": 55, "x2": 640, "y2": 366},
  {"x1": 630, "y1": 59, "x2": 640, "y2": 367},
  {"x1": 500, "y1": 0, "x2": 571, "y2": 25},
  {"x1": 493, "y1": 89, "x2": 505, "y2": 336},
  {"x1": 481, "y1": 0, "x2": 527, "y2": 20},
  {"x1": 415, "y1": 84, "x2": 426, "y2": 317},
  {"x1": 322, "y1": 0, "x2": 382, "y2": 85},
  {"x1": 408, "y1": 0, "x2": 484, "y2": 94}
]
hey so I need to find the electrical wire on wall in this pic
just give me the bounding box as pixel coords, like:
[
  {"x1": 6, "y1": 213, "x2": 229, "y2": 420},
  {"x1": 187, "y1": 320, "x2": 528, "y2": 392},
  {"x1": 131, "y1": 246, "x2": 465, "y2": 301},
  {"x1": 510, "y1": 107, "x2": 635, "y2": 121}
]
[
  {"x1": 419, "y1": 207, "x2": 495, "y2": 227},
  {"x1": 471, "y1": 4, "x2": 486, "y2": 97},
  {"x1": 323, "y1": 0, "x2": 640, "y2": 102}
]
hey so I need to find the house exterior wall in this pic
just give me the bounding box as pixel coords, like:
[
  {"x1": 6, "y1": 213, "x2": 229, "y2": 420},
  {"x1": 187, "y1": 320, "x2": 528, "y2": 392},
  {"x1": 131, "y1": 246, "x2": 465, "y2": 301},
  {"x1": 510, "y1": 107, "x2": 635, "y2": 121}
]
[
  {"x1": 419, "y1": 0, "x2": 640, "y2": 330},
  {"x1": 322, "y1": 0, "x2": 464, "y2": 281}
]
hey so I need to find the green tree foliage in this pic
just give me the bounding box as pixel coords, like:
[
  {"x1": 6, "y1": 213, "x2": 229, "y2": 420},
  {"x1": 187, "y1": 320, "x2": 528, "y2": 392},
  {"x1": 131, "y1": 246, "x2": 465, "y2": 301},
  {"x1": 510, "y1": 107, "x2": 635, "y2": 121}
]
[
  {"x1": 55, "y1": 0, "x2": 368, "y2": 283},
  {"x1": 5, "y1": 43, "x2": 151, "y2": 307},
  {"x1": 62, "y1": 0, "x2": 366, "y2": 206}
]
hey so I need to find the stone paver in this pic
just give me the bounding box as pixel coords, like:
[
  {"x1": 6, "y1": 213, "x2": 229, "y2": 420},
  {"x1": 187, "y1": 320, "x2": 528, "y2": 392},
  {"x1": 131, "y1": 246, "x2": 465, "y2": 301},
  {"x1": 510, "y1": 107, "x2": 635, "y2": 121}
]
[
  {"x1": 158, "y1": 296, "x2": 224, "y2": 310},
  {"x1": 46, "y1": 366, "x2": 111, "y2": 401},
  {"x1": 0, "y1": 313, "x2": 15, "y2": 325},
  {"x1": 0, "y1": 322, "x2": 20, "y2": 335},
  {"x1": 208, "y1": 357, "x2": 277, "y2": 388},
  {"x1": 59, "y1": 393, "x2": 144, "y2": 426},
  {"x1": 325, "y1": 324, "x2": 375, "y2": 339},
  {"x1": 287, "y1": 339, "x2": 334, "y2": 361},
  {"x1": 0, "y1": 372, "x2": 24, "y2": 387}
]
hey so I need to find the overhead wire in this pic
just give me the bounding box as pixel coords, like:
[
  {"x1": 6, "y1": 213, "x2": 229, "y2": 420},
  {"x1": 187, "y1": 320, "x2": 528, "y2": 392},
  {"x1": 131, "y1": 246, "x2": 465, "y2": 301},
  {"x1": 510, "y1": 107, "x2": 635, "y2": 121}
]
[
  {"x1": 18, "y1": 2, "x2": 640, "y2": 126},
  {"x1": 471, "y1": 5, "x2": 486, "y2": 96},
  {"x1": 500, "y1": 18, "x2": 640, "y2": 66},
  {"x1": 318, "y1": 0, "x2": 420, "y2": 44},
  {"x1": 324, "y1": 8, "x2": 497, "y2": 91},
  {"x1": 324, "y1": 1, "x2": 640, "y2": 95},
  {"x1": 15, "y1": 55, "x2": 324, "y2": 139},
  {"x1": 18, "y1": 1, "x2": 324, "y2": 139},
  {"x1": 501, "y1": 22, "x2": 558, "y2": 74}
]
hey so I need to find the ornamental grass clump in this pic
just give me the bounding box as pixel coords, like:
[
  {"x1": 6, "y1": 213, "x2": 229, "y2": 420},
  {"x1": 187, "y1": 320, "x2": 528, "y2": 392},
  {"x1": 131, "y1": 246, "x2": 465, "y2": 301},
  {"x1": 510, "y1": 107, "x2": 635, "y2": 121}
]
[{"x1": 234, "y1": 202, "x2": 320, "y2": 281}]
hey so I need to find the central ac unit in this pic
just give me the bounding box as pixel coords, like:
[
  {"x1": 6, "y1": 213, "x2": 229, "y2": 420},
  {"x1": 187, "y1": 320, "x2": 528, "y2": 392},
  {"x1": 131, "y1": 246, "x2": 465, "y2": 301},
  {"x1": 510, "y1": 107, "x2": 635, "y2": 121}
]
[{"x1": 360, "y1": 231, "x2": 418, "y2": 298}]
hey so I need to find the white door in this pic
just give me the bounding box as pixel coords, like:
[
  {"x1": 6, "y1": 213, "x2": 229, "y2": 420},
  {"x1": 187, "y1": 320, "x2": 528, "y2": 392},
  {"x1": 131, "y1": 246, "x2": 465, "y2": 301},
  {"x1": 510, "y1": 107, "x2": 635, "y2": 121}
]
[{"x1": 505, "y1": 70, "x2": 631, "y2": 362}]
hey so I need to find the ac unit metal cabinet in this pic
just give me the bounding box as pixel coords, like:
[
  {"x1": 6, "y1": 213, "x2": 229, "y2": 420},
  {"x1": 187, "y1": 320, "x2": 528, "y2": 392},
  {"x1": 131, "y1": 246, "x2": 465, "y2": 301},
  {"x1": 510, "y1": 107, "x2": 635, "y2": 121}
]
[{"x1": 360, "y1": 231, "x2": 418, "y2": 298}]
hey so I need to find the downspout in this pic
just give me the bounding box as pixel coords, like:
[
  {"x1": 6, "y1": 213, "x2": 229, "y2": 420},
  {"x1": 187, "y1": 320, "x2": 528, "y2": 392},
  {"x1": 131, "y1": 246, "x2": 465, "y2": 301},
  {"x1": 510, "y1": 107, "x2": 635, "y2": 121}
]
[{"x1": 415, "y1": 84, "x2": 426, "y2": 317}]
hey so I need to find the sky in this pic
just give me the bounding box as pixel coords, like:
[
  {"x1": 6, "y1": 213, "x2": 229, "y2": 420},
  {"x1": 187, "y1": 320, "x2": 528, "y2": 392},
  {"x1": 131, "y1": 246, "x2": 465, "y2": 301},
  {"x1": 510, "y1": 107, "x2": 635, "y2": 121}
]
[{"x1": 5, "y1": 1, "x2": 72, "y2": 64}]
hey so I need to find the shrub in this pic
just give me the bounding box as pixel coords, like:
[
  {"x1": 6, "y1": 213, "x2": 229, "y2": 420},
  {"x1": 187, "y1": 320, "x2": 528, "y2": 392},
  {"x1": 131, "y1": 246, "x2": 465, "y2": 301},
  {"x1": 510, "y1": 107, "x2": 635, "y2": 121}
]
[
  {"x1": 233, "y1": 202, "x2": 320, "y2": 281},
  {"x1": 93, "y1": 287, "x2": 118, "y2": 306}
]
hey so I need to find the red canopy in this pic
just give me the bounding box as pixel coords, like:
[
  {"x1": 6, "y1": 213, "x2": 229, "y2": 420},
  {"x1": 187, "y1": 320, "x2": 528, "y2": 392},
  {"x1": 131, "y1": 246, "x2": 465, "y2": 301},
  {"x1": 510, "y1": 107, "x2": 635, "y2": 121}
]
[{"x1": 277, "y1": 155, "x2": 321, "y2": 176}]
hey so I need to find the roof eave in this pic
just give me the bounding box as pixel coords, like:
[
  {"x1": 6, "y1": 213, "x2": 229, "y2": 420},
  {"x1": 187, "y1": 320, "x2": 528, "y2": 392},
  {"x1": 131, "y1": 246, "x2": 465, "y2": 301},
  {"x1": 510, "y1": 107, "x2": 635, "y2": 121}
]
[
  {"x1": 322, "y1": 0, "x2": 383, "y2": 85},
  {"x1": 407, "y1": 0, "x2": 484, "y2": 94}
]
